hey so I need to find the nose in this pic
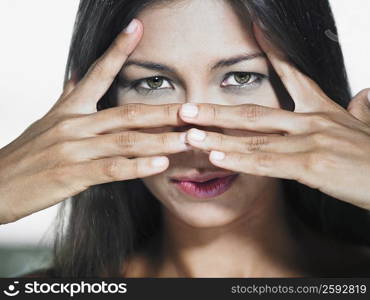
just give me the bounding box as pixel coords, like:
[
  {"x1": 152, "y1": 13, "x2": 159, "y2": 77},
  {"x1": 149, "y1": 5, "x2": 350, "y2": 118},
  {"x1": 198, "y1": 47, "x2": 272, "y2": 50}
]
[
  {"x1": 174, "y1": 80, "x2": 227, "y2": 133},
  {"x1": 173, "y1": 115, "x2": 224, "y2": 135},
  {"x1": 182, "y1": 78, "x2": 220, "y2": 105}
]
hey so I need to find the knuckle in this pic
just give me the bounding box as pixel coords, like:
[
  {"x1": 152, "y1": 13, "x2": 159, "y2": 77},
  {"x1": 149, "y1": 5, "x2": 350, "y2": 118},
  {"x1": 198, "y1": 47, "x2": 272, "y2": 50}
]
[
  {"x1": 158, "y1": 133, "x2": 169, "y2": 146},
  {"x1": 103, "y1": 158, "x2": 124, "y2": 180},
  {"x1": 308, "y1": 113, "x2": 332, "y2": 130},
  {"x1": 49, "y1": 166, "x2": 79, "y2": 194},
  {"x1": 255, "y1": 152, "x2": 273, "y2": 169},
  {"x1": 210, "y1": 105, "x2": 219, "y2": 122},
  {"x1": 53, "y1": 118, "x2": 76, "y2": 137},
  {"x1": 53, "y1": 142, "x2": 74, "y2": 160},
  {"x1": 131, "y1": 159, "x2": 141, "y2": 178},
  {"x1": 310, "y1": 131, "x2": 339, "y2": 150},
  {"x1": 244, "y1": 135, "x2": 269, "y2": 152},
  {"x1": 116, "y1": 131, "x2": 138, "y2": 148},
  {"x1": 240, "y1": 104, "x2": 266, "y2": 123},
  {"x1": 233, "y1": 152, "x2": 245, "y2": 164},
  {"x1": 163, "y1": 104, "x2": 172, "y2": 119},
  {"x1": 318, "y1": 152, "x2": 337, "y2": 171},
  {"x1": 305, "y1": 150, "x2": 334, "y2": 173},
  {"x1": 89, "y1": 59, "x2": 110, "y2": 81},
  {"x1": 215, "y1": 133, "x2": 226, "y2": 147},
  {"x1": 120, "y1": 103, "x2": 143, "y2": 122},
  {"x1": 310, "y1": 132, "x2": 327, "y2": 147}
]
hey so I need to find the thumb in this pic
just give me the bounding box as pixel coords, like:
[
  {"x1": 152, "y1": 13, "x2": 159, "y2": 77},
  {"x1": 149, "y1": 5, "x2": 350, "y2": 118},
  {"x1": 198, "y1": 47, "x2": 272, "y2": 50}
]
[
  {"x1": 347, "y1": 88, "x2": 370, "y2": 125},
  {"x1": 62, "y1": 71, "x2": 78, "y2": 97}
]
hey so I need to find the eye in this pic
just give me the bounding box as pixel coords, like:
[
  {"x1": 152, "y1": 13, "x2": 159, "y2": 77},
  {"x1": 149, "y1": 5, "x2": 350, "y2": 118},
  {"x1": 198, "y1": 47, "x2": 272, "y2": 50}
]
[
  {"x1": 135, "y1": 76, "x2": 172, "y2": 90},
  {"x1": 221, "y1": 72, "x2": 265, "y2": 88}
]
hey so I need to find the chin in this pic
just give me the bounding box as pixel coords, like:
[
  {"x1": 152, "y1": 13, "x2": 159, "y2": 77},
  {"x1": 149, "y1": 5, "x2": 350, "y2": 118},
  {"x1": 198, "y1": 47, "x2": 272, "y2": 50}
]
[{"x1": 165, "y1": 202, "x2": 246, "y2": 228}]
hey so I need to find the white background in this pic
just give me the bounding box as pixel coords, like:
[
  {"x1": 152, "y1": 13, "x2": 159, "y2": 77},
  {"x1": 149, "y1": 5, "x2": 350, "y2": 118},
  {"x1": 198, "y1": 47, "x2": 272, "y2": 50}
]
[{"x1": 0, "y1": 0, "x2": 369, "y2": 246}]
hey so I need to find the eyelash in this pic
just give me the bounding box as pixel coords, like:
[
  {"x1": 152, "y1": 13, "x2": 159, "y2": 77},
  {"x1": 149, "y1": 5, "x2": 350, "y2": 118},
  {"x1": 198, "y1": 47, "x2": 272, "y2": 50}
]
[{"x1": 123, "y1": 72, "x2": 267, "y2": 95}]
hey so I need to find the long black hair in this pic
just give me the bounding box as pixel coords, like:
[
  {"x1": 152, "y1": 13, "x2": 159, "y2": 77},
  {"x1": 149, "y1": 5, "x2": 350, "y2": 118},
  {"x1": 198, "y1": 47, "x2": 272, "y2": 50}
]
[{"x1": 48, "y1": 0, "x2": 370, "y2": 277}]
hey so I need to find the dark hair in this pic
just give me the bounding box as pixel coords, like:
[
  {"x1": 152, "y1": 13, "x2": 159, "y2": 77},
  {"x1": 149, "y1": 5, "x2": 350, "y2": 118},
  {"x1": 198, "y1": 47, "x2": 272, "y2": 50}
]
[{"x1": 49, "y1": 0, "x2": 370, "y2": 277}]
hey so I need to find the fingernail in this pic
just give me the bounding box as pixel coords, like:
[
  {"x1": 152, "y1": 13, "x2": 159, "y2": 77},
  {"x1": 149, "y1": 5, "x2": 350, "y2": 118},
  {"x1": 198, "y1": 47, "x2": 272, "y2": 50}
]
[
  {"x1": 151, "y1": 156, "x2": 168, "y2": 167},
  {"x1": 210, "y1": 151, "x2": 225, "y2": 161},
  {"x1": 123, "y1": 19, "x2": 138, "y2": 34},
  {"x1": 181, "y1": 103, "x2": 198, "y2": 118},
  {"x1": 188, "y1": 128, "x2": 206, "y2": 141}
]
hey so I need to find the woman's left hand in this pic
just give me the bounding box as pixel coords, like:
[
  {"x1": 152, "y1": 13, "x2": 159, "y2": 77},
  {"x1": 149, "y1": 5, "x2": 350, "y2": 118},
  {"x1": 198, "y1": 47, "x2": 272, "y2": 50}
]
[{"x1": 179, "y1": 23, "x2": 370, "y2": 210}]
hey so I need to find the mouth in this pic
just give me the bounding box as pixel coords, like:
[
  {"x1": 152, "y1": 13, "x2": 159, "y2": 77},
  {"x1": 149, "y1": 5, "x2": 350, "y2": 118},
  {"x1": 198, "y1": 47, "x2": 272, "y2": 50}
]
[
  {"x1": 169, "y1": 172, "x2": 239, "y2": 199},
  {"x1": 170, "y1": 171, "x2": 238, "y2": 182}
]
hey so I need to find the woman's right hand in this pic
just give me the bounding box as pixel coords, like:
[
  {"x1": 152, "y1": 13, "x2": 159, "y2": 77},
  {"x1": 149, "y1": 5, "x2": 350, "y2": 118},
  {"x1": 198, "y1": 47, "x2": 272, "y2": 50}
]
[{"x1": 0, "y1": 19, "x2": 189, "y2": 224}]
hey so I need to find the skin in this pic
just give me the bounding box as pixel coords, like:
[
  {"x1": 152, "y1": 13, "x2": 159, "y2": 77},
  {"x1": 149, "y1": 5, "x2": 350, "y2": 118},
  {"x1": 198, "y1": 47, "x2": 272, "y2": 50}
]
[
  {"x1": 0, "y1": 20, "x2": 186, "y2": 224},
  {"x1": 1, "y1": 0, "x2": 370, "y2": 277},
  {"x1": 117, "y1": 0, "x2": 370, "y2": 277}
]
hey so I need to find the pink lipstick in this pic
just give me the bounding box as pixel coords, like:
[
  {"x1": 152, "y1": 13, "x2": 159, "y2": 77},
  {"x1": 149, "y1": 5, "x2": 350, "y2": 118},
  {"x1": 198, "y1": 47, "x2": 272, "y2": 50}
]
[{"x1": 170, "y1": 173, "x2": 239, "y2": 199}]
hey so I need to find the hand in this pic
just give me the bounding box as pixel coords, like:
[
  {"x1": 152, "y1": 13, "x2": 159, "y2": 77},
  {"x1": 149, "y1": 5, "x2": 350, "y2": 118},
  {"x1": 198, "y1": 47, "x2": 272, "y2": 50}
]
[
  {"x1": 0, "y1": 19, "x2": 188, "y2": 224},
  {"x1": 347, "y1": 88, "x2": 370, "y2": 126},
  {"x1": 178, "y1": 23, "x2": 370, "y2": 210}
]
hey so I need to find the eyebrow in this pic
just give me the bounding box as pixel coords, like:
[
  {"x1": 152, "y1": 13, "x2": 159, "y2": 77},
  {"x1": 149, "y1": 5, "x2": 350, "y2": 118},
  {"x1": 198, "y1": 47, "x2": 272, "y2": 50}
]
[
  {"x1": 211, "y1": 52, "x2": 266, "y2": 70},
  {"x1": 122, "y1": 52, "x2": 266, "y2": 74}
]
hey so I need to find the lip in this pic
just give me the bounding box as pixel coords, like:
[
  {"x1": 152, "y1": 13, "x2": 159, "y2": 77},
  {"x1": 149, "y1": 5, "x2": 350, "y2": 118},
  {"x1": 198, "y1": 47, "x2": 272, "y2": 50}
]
[
  {"x1": 170, "y1": 171, "x2": 238, "y2": 183},
  {"x1": 170, "y1": 173, "x2": 239, "y2": 199}
]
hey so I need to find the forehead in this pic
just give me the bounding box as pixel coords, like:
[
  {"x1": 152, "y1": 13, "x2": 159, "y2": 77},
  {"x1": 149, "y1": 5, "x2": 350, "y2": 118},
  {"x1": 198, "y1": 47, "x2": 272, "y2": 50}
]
[{"x1": 131, "y1": 0, "x2": 260, "y2": 63}]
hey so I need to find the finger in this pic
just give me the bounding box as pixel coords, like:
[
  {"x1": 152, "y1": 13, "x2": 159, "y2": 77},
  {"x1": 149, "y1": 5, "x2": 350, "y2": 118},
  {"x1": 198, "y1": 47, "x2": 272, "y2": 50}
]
[
  {"x1": 81, "y1": 103, "x2": 188, "y2": 135},
  {"x1": 253, "y1": 22, "x2": 344, "y2": 114},
  {"x1": 185, "y1": 128, "x2": 313, "y2": 153},
  {"x1": 57, "y1": 131, "x2": 189, "y2": 162},
  {"x1": 208, "y1": 150, "x2": 307, "y2": 183},
  {"x1": 39, "y1": 103, "x2": 190, "y2": 147},
  {"x1": 62, "y1": 78, "x2": 77, "y2": 97},
  {"x1": 347, "y1": 88, "x2": 370, "y2": 125},
  {"x1": 64, "y1": 19, "x2": 143, "y2": 113},
  {"x1": 74, "y1": 155, "x2": 169, "y2": 186},
  {"x1": 179, "y1": 103, "x2": 313, "y2": 134}
]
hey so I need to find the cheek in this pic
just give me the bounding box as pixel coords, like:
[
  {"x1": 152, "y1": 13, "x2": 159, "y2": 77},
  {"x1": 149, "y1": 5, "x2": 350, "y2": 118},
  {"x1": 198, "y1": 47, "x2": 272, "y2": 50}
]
[
  {"x1": 141, "y1": 176, "x2": 170, "y2": 206},
  {"x1": 223, "y1": 82, "x2": 281, "y2": 109},
  {"x1": 256, "y1": 83, "x2": 281, "y2": 108}
]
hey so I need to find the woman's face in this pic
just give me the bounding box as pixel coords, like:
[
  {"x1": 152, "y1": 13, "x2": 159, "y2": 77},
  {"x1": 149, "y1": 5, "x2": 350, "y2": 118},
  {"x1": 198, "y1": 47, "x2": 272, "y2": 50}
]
[{"x1": 117, "y1": 0, "x2": 282, "y2": 228}]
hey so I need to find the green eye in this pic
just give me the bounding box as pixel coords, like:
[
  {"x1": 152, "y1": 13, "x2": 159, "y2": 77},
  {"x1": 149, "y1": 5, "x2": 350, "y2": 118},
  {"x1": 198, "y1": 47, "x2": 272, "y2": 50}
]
[
  {"x1": 146, "y1": 76, "x2": 163, "y2": 89},
  {"x1": 234, "y1": 72, "x2": 251, "y2": 84},
  {"x1": 131, "y1": 76, "x2": 173, "y2": 95},
  {"x1": 221, "y1": 72, "x2": 265, "y2": 89}
]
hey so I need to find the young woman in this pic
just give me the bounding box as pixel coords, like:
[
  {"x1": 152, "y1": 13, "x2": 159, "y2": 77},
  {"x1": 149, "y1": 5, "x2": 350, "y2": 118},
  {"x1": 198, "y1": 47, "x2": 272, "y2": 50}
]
[{"x1": 2, "y1": 0, "x2": 370, "y2": 277}]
